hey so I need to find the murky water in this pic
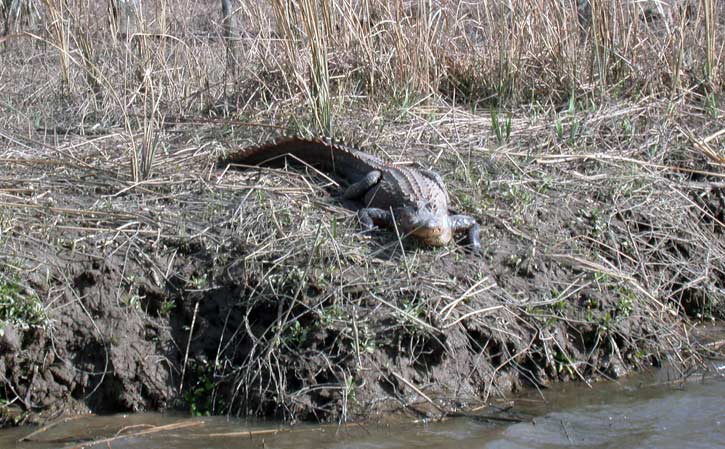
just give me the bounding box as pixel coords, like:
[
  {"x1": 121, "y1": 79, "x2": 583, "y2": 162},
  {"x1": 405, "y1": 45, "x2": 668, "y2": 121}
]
[{"x1": 2, "y1": 365, "x2": 723, "y2": 449}]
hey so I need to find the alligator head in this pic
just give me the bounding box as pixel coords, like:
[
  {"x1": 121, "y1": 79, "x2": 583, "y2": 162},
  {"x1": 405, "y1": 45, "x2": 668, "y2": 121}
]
[{"x1": 397, "y1": 204, "x2": 453, "y2": 247}]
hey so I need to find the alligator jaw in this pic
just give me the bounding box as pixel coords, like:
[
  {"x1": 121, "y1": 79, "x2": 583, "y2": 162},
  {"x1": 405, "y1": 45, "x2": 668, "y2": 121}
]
[
  {"x1": 411, "y1": 226, "x2": 454, "y2": 247},
  {"x1": 398, "y1": 208, "x2": 453, "y2": 247}
]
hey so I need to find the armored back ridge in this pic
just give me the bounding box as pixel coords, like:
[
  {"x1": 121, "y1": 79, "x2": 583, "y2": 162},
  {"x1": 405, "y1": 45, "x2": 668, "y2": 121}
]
[{"x1": 220, "y1": 136, "x2": 482, "y2": 252}]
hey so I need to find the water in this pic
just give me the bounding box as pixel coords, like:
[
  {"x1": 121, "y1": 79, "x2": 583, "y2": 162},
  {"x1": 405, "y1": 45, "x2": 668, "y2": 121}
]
[
  {"x1": 2, "y1": 366, "x2": 723, "y2": 449},
  {"x1": 487, "y1": 369, "x2": 724, "y2": 449}
]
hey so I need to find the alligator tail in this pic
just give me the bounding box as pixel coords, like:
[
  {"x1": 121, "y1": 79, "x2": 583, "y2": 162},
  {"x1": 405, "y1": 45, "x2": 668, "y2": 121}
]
[{"x1": 218, "y1": 136, "x2": 376, "y2": 179}]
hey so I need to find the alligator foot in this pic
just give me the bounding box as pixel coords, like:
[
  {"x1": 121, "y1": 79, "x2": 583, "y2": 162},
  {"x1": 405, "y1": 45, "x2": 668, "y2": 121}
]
[
  {"x1": 450, "y1": 215, "x2": 482, "y2": 254},
  {"x1": 358, "y1": 207, "x2": 394, "y2": 231}
]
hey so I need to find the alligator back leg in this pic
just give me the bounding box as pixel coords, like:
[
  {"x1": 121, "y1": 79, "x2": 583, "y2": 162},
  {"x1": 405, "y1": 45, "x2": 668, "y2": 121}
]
[
  {"x1": 358, "y1": 207, "x2": 394, "y2": 231},
  {"x1": 450, "y1": 215, "x2": 482, "y2": 253},
  {"x1": 343, "y1": 170, "x2": 382, "y2": 200}
]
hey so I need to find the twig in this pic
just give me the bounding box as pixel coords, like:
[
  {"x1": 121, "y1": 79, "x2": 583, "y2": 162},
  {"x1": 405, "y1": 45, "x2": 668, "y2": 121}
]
[
  {"x1": 180, "y1": 301, "x2": 200, "y2": 393},
  {"x1": 58, "y1": 420, "x2": 204, "y2": 449},
  {"x1": 18, "y1": 414, "x2": 89, "y2": 442},
  {"x1": 390, "y1": 370, "x2": 446, "y2": 416},
  {"x1": 208, "y1": 428, "x2": 283, "y2": 437}
]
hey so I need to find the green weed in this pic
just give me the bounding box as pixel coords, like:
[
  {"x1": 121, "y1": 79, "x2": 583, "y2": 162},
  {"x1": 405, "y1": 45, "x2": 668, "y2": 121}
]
[
  {"x1": 491, "y1": 107, "x2": 512, "y2": 145},
  {"x1": 0, "y1": 277, "x2": 47, "y2": 331}
]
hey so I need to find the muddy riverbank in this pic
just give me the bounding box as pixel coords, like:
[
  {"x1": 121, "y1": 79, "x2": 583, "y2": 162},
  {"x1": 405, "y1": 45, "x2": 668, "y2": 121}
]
[
  {"x1": 1, "y1": 0, "x2": 724, "y2": 429},
  {"x1": 1, "y1": 104, "x2": 722, "y2": 425}
]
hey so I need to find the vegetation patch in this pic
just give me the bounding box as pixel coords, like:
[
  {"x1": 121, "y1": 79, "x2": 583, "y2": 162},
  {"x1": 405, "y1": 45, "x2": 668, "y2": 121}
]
[{"x1": 0, "y1": 277, "x2": 47, "y2": 331}]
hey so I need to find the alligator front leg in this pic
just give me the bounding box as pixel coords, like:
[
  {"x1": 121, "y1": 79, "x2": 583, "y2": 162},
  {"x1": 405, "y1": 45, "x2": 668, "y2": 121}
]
[
  {"x1": 357, "y1": 207, "x2": 394, "y2": 231},
  {"x1": 450, "y1": 215, "x2": 482, "y2": 254},
  {"x1": 343, "y1": 170, "x2": 382, "y2": 200},
  {"x1": 345, "y1": 172, "x2": 393, "y2": 234}
]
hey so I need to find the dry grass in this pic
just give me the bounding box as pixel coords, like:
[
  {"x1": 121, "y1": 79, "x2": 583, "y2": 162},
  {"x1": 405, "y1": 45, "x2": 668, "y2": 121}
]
[
  {"x1": 0, "y1": 0, "x2": 724, "y2": 423},
  {"x1": 1, "y1": 1, "x2": 721, "y2": 129}
]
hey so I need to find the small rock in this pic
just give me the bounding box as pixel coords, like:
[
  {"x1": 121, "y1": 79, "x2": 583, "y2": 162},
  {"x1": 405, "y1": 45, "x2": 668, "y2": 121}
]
[{"x1": 603, "y1": 354, "x2": 628, "y2": 379}]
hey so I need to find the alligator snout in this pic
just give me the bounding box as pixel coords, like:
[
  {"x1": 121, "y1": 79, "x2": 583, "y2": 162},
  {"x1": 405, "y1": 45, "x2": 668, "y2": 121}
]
[
  {"x1": 399, "y1": 210, "x2": 453, "y2": 246},
  {"x1": 410, "y1": 225, "x2": 454, "y2": 246}
]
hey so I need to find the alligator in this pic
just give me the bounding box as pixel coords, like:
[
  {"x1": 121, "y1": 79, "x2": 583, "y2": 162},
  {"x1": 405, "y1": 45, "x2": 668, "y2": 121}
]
[{"x1": 219, "y1": 136, "x2": 482, "y2": 252}]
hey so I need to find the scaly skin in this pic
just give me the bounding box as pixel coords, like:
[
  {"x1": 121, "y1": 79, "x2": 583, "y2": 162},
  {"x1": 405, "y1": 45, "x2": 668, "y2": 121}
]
[{"x1": 219, "y1": 136, "x2": 481, "y2": 252}]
